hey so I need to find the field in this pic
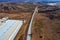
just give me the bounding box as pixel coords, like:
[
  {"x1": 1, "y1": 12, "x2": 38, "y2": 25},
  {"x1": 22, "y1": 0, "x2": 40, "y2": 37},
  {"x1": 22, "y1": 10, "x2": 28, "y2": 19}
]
[
  {"x1": 31, "y1": 13, "x2": 60, "y2": 40},
  {"x1": 0, "y1": 12, "x2": 32, "y2": 40},
  {"x1": 0, "y1": 2, "x2": 60, "y2": 40}
]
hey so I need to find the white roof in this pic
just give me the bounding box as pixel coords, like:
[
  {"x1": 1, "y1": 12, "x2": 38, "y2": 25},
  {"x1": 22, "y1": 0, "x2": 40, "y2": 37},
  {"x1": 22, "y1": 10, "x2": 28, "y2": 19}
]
[{"x1": 0, "y1": 20, "x2": 24, "y2": 40}]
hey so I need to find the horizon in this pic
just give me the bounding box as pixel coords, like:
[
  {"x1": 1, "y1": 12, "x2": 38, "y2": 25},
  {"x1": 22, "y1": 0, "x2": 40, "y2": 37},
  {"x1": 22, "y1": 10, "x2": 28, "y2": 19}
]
[{"x1": 0, "y1": 0, "x2": 60, "y2": 3}]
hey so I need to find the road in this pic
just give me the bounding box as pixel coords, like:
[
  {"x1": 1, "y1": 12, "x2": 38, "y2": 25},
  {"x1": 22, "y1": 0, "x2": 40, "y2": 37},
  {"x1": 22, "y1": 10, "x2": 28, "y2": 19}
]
[
  {"x1": 0, "y1": 6, "x2": 38, "y2": 40},
  {"x1": 26, "y1": 6, "x2": 38, "y2": 40}
]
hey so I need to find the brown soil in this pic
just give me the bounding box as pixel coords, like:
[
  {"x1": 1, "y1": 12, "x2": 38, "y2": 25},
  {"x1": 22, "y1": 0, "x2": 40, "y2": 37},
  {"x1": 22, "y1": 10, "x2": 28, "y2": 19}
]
[
  {"x1": 0, "y1": 12, "x2": 32, "y2": 40},
  {"x1": 32, "y1": 13, "x2": 60, "y2": 40}
]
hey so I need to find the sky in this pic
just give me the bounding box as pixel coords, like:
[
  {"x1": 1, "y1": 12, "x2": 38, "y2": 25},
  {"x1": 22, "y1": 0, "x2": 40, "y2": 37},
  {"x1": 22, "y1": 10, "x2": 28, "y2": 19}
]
[{"x1": 0, "y1": 0, "x2": 60, "y2": 2}]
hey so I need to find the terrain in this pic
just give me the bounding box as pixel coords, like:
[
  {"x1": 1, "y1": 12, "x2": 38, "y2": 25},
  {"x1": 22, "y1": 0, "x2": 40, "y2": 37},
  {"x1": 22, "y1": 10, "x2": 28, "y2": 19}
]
[
  {"x1": 32, "y1": 3, "x2": 60, "y2": 40},
  {"x1": 0, "y1": 2, "x2": 60, "y2": 40}
]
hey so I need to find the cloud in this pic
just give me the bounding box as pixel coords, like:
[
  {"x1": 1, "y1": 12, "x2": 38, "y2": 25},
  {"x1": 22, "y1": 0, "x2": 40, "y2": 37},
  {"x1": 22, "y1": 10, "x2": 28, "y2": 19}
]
[{"x1": 0, "y1": 0, "x2": 60, "y2": 2}]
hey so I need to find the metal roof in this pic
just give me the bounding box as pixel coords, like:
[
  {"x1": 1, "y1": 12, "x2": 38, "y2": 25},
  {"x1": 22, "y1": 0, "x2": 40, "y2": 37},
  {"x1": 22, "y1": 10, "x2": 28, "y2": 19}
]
[{"x1": 0, "y1": 20, "x2": 24, "y2": 40}]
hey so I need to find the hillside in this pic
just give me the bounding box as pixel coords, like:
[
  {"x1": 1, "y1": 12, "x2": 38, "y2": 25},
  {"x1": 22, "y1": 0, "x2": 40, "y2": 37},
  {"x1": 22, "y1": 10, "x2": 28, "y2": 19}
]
[{"x1": 0, "y1": 2, "x2": 60, "y2": 40}]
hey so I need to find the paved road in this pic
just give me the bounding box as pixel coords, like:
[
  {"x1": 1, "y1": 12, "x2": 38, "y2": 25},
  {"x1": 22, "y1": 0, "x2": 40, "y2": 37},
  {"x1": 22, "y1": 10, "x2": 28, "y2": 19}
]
[{"x1": 27, "y1": 6, "x2": 38, "y2": 40}]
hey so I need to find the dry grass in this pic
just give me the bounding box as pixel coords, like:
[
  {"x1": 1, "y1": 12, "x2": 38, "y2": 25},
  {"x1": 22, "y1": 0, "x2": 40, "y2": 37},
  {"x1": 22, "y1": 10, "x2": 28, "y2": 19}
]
[
  {"x1": 32, "y1": 13, "x2": 60, "y2": 40},
  {"x1": 0, "y1": 12, "x2": 31, "y2": 20},
  {"x1": 0, "y1": 12, "x2": 32, "y2": 40}
]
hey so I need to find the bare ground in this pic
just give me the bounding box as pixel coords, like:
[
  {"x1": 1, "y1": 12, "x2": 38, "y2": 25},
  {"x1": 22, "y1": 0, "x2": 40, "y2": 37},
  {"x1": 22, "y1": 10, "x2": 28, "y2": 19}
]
[
  {"x1": 32, "y1": 13, "x2": 60, "y2": 40},
  {"x1": 0, "y1": 12, "x2": 32, "y2": 40}
]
